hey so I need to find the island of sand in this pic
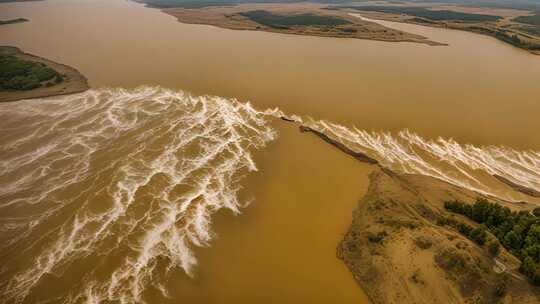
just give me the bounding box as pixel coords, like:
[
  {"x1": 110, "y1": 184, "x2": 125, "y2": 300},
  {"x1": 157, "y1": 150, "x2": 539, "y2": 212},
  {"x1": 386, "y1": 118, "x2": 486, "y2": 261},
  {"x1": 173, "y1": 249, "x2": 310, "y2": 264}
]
[
  {"x1": 141, "y1": 0, "x2": 540, "y2": 54},
  {"x1": 0, "y1": 46, "x2": 89, "y2": 102},
  {"x1": 151, "y1": 3, "x2": 444, "y2": 46}
]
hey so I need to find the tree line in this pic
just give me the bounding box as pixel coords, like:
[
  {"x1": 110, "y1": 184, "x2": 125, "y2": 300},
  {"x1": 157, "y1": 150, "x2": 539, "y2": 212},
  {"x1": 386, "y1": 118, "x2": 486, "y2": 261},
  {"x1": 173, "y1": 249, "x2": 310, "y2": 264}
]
[{"x1": 445, "y1": 198, "x2": 540, "y2": 285}]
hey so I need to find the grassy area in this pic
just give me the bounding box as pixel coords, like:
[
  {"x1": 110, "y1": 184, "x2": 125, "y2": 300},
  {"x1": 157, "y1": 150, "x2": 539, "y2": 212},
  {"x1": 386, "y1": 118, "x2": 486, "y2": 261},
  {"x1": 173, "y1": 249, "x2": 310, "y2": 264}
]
[
  {"x1": 0, "y1": 55, "x2": 63, "y2": 91},
  {"x1": 331, "y1": 6, "x2": 502, "y2": 22},
  {"x1": 445, "y1": 199, "x2": 540, "y2": 285},
  {"x1": 0, "y1": 18, "x2": 28, "y2": 25},
  {"x1": 494, "y1": 30, "x2": 540, "y2": 50},
  {"x1": 139, "y1": 0, "x2": 300, "y2": 9},
  {"x1": 239, "y1": 10, "x2": 350, "y2": 29}
]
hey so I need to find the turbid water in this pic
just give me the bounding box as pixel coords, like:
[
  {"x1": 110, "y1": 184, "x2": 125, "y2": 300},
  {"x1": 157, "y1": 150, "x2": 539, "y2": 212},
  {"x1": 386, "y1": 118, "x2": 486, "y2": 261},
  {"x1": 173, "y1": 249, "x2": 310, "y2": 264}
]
[{"x1": 0, "y1": 0, "x2": 539, "y2": 303}]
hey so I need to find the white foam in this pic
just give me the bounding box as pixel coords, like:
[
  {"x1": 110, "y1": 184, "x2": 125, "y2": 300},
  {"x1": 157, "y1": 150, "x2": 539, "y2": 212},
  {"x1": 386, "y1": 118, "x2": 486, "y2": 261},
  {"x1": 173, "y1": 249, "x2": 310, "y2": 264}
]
[
  {"x1": 296, "y1": 117, "x2": 540, "y2": 200},
  {"x1": 0, "y1": 87, "x2": 276, "y2": 303}
]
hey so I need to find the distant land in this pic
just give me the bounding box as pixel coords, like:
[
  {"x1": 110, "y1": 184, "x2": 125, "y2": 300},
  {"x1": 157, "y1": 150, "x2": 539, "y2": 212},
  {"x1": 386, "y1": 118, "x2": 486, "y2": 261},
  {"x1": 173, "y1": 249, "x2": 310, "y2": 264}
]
[
  {"x1": 138, "y1": 0, "x2": 540, "y2": 54},
  {"x1": 140, "y1": 2, "x2": 445, "y2": 45}
]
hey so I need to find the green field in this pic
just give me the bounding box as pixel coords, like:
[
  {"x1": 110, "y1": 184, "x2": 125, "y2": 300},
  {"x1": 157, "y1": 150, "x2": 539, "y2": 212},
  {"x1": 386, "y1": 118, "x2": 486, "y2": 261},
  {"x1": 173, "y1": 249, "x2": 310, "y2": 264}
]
[
  {"x1": 445, "y1": 199, "x2": 540, "y2": 285},
  {"x1": 0, "y1": 55, "x2": 63, "y2": 91},
  {"x1": 239, "y1": 10, "x2": 350, "y2": 29},
  {"x1": 514, "y1": 12, "x2": 540, "y2": 36}
]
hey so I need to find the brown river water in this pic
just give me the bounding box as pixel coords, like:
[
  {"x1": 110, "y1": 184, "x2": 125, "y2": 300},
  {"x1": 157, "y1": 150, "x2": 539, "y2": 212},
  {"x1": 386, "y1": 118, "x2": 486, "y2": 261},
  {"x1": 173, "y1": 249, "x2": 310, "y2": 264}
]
[{"x1": 0, "y1": 0, "x2": 539, "y2": 303}]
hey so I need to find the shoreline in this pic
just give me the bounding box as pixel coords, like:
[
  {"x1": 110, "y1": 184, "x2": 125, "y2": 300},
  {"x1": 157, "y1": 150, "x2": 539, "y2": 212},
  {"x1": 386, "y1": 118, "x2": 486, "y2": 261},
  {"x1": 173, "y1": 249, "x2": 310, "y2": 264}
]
[{"x1": 0, "y1": 46, "x2": 89, "y2": 102}]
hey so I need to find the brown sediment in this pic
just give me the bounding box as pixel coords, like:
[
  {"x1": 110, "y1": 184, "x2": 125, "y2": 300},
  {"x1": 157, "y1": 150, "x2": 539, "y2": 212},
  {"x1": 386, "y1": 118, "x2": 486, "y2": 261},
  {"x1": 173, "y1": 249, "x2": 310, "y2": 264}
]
[
  {"x1": 493, "y1": 175, "x2": 540, "y2": 198},
  {"x1": 159, "y1": 3, "x2": 445, "y2": 46},
  {"x1": 0, "y1": 46, "x2": 89, "y2": 102}
]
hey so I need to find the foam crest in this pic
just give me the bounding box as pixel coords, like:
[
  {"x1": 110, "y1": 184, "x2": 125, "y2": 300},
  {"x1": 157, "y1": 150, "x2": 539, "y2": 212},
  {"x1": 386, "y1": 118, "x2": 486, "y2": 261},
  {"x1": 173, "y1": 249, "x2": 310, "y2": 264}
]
[
  {"x1": 295, "y1": 117, "x2": 540, "y2": 200},
  {"x1": 2, "y1": 87, "x2": 539, "y2": 303},
  {"x1": 0, "y1": 87, "x2": 276, "y2": 303}
]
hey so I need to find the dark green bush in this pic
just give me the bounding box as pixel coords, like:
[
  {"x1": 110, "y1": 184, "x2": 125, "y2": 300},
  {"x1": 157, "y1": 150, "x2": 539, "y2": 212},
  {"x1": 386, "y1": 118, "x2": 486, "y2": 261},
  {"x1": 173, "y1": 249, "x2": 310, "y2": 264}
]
[
  {"x1": 0, "y1": 55, "x2": 62, "y2": 91},
  {"x1": 488, "y1": 240, "x2": 501, "y2": 256}
]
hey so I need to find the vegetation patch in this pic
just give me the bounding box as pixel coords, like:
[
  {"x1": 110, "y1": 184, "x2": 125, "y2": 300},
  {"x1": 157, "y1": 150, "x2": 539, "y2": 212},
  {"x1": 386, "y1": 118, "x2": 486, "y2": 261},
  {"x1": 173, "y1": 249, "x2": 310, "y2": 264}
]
[
  {"x1": 514, "y1": 12, "x2": 540, "y2": 37},
  {"x1": 434, "y1": 247, "x2": 483, "y2": 296},
  {"x1": 414, "y1": 236, "x2": 433, "y2": 249},
  {"x1": 445, "y1": 198, "x2": 540, "y2": 285},
  {"x1": 0, "y1": 55, "x2": 63, "y2": 91},
  {"x1": 0, "y1": 18, "x2": 28, "y2": 26},
  {"x1": 239, "y1": 10, "x2": 351, "y2": 29},
  {"x1": 332, "y1": 6, "x2": 502, "y2": 22},
  {"x1": 367, "y1": 230, "x2": 387, "y2": 243},
  {"x1": 514, "y1": 11, "x2": 540, "y2": 26}
]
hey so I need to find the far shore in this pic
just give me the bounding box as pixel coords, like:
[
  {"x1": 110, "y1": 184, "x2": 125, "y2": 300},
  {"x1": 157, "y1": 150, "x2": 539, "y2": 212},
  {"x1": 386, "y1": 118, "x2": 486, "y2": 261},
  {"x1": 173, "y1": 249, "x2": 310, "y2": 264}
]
[{"x1": 158, "y1": 3, "x2": 445, "y2": 46}]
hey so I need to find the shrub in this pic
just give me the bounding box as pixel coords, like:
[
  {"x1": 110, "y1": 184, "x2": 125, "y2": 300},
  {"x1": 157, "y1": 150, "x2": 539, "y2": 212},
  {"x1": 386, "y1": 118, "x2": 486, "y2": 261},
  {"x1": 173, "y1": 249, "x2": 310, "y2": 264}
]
[
  {"x1": 0, "y1": 55, "x2": 62, "y2": 91},
  {"x1": 488, "y1": 240, "x2": 501, "y2": 257}
]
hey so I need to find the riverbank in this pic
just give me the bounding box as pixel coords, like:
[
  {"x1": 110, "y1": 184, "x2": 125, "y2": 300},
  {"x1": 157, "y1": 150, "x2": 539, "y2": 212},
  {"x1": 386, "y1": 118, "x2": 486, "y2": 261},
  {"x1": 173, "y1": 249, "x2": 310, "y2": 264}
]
[
  {"x1": 158, "y1": 3, "x2": 444, "y2": 46},
  {"x1": 0, "y1": 46, "x2": 89, "y2": 102}
]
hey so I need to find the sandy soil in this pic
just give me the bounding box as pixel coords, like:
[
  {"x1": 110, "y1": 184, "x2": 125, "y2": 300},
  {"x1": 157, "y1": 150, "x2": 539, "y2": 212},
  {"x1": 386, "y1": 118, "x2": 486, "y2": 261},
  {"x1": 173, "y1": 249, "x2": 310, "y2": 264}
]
[
  {"x1": 0, "y1": 46, "x2": 89, "y2": 102},
  {"x1": 161, "y1": 3, "x2": 445, "y2": 46},
  {"x1": 336, "y1": 168, "x2": 540, "y2": 304}
]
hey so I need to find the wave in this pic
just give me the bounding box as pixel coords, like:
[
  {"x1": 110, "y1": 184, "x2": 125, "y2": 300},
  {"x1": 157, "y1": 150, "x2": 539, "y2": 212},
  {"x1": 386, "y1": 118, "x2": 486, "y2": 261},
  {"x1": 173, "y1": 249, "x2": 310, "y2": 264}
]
[
  {"x1": 1, "y1": 87, "x2": 539, "y2": 303},
  {"x1": 0, "y1": 87, "x2": 277, "y2": 303},
  {"x1": 291, "y1": 116, "x2": 540, "y2": 201}
]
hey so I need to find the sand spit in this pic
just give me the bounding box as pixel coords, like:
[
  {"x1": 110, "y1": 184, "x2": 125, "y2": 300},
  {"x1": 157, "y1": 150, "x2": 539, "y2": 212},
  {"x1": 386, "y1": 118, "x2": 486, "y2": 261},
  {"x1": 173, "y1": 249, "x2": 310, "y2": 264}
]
[{"x1": 0, "y1": 46, "x2": 89, "y2": 102}]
